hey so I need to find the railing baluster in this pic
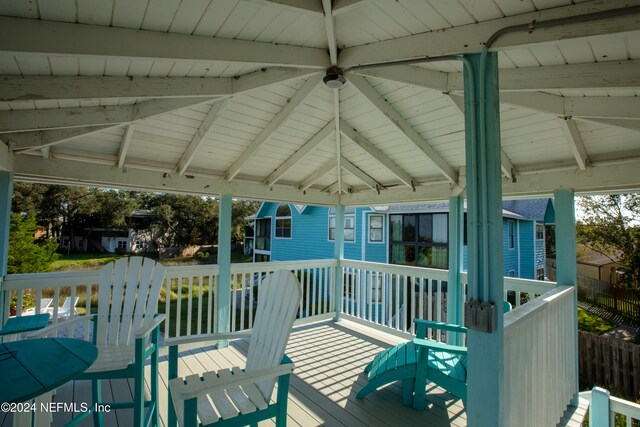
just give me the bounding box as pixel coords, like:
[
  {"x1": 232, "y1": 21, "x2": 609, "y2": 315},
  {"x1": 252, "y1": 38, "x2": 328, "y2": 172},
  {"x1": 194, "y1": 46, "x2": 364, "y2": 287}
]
[
  {"x1": 197, "y1": 276, "x2": 203, "y2": 335},
  {"x1": 411, "y1": 276, "x2": 416, "y2": 334},
  {"x1": 176, "y1": 277, "x2": 183, "y2": 337},
  {"x1": 305, "y1": 268, "x2": 311, "y2": 319},
  {"x1": 312, "y1": 267, "x2": 318, "y2": 317},
  {"x1": 436, "y1": 279, "x2": 442, "y2": 326},
  {"x1": 231, "y1": 274, "x2": 238, "y2": 332},
  {"x1": 187, "y1": 276, "x2": 193, "y2": 336},
  {"x1": 240, "y1": 273, "x2": 246, "y2": 331},
  {"x1": 402, "y1": 276, "x2": 408, "y2": 332},
  {"x1": 356, "y1": 268, "x2": 361, "y2": 319},
  {"x1": 427, "y1": 278, "x2": 433, "y2": 338},
  {"x1": 419, "y1": 277, "x2": 425, "y2": 323}
]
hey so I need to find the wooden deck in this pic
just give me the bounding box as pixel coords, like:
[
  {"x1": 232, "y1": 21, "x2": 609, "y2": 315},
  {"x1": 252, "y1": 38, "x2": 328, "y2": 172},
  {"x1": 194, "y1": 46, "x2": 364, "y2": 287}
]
[{"x1": 1, "y1": 319, "x2": 588, "y2": 427}]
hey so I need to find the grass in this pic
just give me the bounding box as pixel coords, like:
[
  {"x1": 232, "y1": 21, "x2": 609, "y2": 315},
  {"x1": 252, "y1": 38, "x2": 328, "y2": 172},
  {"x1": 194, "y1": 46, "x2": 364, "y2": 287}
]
[
  {"x1": 50, "y1": 250, "x2": 252, "y2": 271},
  {"x1": 51, "y1": 253, "x2": 126, "y2": 271},
  {"x1": 577, "y1": 307, "x2": 617, "y2": 335}
]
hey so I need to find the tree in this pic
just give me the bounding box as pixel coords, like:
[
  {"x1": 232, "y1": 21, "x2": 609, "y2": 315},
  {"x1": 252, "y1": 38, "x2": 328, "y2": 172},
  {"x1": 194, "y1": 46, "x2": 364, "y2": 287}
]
[
  {"x1": 577, "y1": 194, "x2": 640, "y2": 287},
  {"x1": 8, "y1": 213, "x2": 59, "y2": 274}
]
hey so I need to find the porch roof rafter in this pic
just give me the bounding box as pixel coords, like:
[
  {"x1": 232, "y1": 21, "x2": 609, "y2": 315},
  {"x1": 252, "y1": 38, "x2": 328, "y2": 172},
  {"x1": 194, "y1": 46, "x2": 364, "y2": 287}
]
[
  {"x1": 338, "y1": 0, "x2": 640, "y2": 68},
  {"x1": 224, "y1": 74, "x2": 322, "y2": 182},
  {"x1": 7, "y1": 97, "x2": 215, "y2": 152},
  {"x1": 0, "y1": 16, "x2": 330, "y2": 69},
  {"x1": 0, "y1": 68, "x2": 318, "y2": 103},
  {"x1": 347, "y1": 73, "x2": 458, "y2": 184}
]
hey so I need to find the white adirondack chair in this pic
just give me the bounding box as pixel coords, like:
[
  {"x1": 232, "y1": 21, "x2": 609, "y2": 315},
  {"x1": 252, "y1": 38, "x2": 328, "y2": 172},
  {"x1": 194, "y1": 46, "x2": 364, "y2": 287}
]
[
  {"x1": 30, "y1": 257, "x2": 166, "y2": 427},
  {"x1": 23, "y1": 297, "x2": 53, "y2": 315},
  {"x1": 168, "y1": 269, "x2": 302, "y2": 427},
  {"x1": 47, "y1": 296, "x2": 79, "y2": 319}
]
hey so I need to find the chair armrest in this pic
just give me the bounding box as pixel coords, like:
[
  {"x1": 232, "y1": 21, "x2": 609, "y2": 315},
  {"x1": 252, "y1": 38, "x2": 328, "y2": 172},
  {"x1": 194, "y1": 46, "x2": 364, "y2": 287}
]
[
  {"x1": 413, "y1": 319, "x2": 467, "y2": 334},
  {"x1": 135, "y1": 314, "x2": 166, "y2": 339},
  {"x1": 413, "y1": 337, "x2": 467, "y2": 356},
  {"x1": 164, "y1": 330, "x2": 252, "y2": 347},
  {"x1": 170, "y1": 362, "x2": 295, "y2": 401},
  {"x1": 25, "y1": 314, "x2": 95, "y2": 338}
]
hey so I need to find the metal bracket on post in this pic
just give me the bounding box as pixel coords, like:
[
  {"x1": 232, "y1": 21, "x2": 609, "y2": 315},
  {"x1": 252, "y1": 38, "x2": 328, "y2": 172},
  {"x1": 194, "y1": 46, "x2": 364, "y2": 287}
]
[{"x1": 464, "y1": 299, "x2": 496, "y2": 333}]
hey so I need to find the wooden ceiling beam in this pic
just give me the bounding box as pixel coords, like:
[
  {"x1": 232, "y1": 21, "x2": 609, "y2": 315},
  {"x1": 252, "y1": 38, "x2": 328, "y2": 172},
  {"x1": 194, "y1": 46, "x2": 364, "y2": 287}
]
[
  {"x1": 0, "y1": 16, "x2": 330, "y2": 69},
  {"x1": 348, "y1": 73, "x2": 458, "y2": 184},
  {"x1": 225, "y1": 74, "x2": 322, "y2": 181}
]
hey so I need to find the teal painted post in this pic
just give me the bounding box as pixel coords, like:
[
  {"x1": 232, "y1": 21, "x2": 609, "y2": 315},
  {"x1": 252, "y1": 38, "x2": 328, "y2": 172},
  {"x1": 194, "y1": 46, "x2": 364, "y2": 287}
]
[
  {"x1": 333, "y1": 204, "x2": 345, "y2": 321},
  {"x1": 460, "y1": 50, "x2": 505, "y2": 427},
  {"x1": 167, "y1": 346, "x2": 178, "y2": 427},
  {"x1": 554, "y1": 188, "x2": 580, "y2": 406},
  {"x1": 591, "y1": 387, "x2": 611, "y2": 427},
  {"x1": 217, "y1": 194, "x2": 232, "y2": 347},
  {"x1": 0, "y1": 172, "x2": 13, "y2": 326},
  {"x1": 447, "y1": 196, "x2": 464, "y2": 345}
]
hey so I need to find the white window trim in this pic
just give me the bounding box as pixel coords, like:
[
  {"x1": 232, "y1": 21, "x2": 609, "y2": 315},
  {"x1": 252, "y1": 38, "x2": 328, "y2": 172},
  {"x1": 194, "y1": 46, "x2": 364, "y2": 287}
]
[
  {"x1": 274, "y1": 205, "x2": 292, "y2": 240},
  {"x1": 535, "y1": 222, "x2": 545, "y2": 241},
  {"x1": 368, "y1": 214, "x2": 385, "y2": 244},
  {"x1": 328, "y1": 209, "x2": 356, "y2": 243},
  {"x1": 507, "y1": 220, "x2": 515, "y2": 250}
]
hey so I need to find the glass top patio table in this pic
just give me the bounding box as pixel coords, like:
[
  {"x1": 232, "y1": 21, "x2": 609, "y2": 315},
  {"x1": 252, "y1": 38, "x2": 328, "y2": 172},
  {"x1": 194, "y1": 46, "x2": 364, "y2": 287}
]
[{"x1": 0, "y1": 338, "x2": 98, "y2": 403}]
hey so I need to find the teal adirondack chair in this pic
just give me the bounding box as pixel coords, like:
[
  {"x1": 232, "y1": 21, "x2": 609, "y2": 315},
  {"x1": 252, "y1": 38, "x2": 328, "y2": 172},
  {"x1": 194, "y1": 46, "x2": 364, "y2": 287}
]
[
  {"x1": 357, "y1": 301, "x2": 512, "y2": 410},
  {"x1": 168, "y1": 269, "x2": 301, "y2": 427},
  {"x1": 30, "y1": 257, "x2": 166, "y2": 427}
]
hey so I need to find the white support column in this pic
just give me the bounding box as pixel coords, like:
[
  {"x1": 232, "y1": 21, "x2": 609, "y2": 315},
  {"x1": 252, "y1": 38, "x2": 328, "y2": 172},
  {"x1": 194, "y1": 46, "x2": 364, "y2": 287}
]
[
  {"x1": 216, "y1": 194, "x2": 232, "y2": 348},
  {"x1": 447, "y1": 196, "x2": 464, "y2": 345},
  {"x1": 333, "y1": 204, "x2": 345, "y2": 321},
  {"x1": 0, "y1": 172, "x2": 13, "y2": 325},
  {"x1": 554, "y1": 188, "x2": 579, "y2": 405}
]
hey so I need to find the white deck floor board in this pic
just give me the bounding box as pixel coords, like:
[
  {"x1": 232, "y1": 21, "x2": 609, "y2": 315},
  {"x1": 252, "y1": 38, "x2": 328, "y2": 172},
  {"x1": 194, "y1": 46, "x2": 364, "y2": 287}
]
[{"x1": 0, "y1": 319, "x2": 589, "y2": 427}]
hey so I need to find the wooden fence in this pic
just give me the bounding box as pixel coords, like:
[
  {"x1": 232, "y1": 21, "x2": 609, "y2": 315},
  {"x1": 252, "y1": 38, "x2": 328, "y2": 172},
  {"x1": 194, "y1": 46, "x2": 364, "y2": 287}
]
[
  {"x1": 579, "y1": 331, "x2": 640, "y2": 399},
  {"x1": 577, "y1": 276, "x2": 640, "y2": 326}
]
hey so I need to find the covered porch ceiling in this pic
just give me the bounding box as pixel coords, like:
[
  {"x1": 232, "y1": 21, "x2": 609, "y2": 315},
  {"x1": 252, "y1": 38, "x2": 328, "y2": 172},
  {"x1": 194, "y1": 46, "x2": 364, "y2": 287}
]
[{"x1": 0, "y1": 0, "x2": 639, "y2": 206}]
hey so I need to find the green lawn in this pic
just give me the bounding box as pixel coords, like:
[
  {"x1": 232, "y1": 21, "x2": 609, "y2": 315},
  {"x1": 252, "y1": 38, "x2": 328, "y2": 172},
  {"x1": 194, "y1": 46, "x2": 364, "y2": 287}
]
[
  {"x1": 51, "y1": 253, "x2": 127, "y2": 271},
  {"x1": 577, "y1": 307, "x2": 617, "y2": 335}
]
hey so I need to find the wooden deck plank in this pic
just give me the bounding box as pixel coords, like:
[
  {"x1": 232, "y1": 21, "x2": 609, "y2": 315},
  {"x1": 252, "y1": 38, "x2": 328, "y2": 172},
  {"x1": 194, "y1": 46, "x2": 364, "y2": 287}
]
[{"x1": 3, "y1": 320, "x2": 470, "y2": 427}]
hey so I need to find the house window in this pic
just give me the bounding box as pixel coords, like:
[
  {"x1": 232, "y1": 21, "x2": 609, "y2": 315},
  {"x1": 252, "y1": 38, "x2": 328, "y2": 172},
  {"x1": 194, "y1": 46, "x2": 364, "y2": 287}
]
[
  {"x1": 117, "y1": 241, "x2": 127, "y2": 250},
  {"x1": 255, "y1": 218, "x2": 271, "y2": 251},
  {"x1": 275, "y1": 205, "x2": 292, "y2": 238},
  {"x1": 389, "y1": 213, "x2": 448, "y2": 269},
  {"x1": 536, "y1": 268, "x2": 545, "y2": 281},
  {"x1": 369, "y1": 215, "x2": 383, "y2": 243},
  {"x1": 329, "y1": 207, "x2": 355, "y2": 242},
  {"x1": 508, "y1": 220, "x2": 515, "y2": 249},
  {"x1": 536, "y1": 223, "x2": 544, "y2": 240}
]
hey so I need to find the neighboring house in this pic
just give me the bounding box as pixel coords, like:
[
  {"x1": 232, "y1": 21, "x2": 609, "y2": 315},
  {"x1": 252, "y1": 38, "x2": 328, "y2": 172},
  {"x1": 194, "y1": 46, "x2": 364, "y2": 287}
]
[
  {"x1": 251, "y1": 198, "x2": 554, "y2": 280},
  {"x1": 575, "y1": 243, "x2": 624, "y2": 285},
  {"x1": 59, "y1": 209, "x2": 160, "y2": 254}
]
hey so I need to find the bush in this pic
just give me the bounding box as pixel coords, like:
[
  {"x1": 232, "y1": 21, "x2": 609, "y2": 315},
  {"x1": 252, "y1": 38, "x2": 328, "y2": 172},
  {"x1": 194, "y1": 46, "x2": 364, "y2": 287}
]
[{"x1": 8, "y1": 213, "x2": 59, "y2": 274}]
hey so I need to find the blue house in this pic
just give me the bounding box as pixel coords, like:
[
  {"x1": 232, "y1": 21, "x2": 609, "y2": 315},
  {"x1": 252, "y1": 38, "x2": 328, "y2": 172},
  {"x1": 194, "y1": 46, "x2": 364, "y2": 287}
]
[{"x1": 250, "y1": 199, "x2": 555, "y2": 280}]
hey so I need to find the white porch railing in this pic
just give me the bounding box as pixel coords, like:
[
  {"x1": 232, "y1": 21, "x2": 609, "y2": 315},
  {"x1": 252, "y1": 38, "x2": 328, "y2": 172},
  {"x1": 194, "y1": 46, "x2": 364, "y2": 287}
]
[
  {"x1": 503, "y1": 285, "x2": 577, "y2": 427},
  {"x1": 580, "y1": 387, "x2": 640, "y2": 427},
  {"x1": 3, "y1": 259, "x2": 556, "y2": 344},
  {"x1": 340, "y1": 260, "x2": 449, "y2": 337},
  {"x1": 340, "y1": 260, "x2": 556, "y2": 339}
]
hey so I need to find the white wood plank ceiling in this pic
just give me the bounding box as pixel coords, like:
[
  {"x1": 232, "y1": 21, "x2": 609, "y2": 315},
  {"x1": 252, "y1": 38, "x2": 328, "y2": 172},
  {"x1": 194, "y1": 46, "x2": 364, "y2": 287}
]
[{"x1": 0, "y1": 0, "x2": 639, "y2": 206}]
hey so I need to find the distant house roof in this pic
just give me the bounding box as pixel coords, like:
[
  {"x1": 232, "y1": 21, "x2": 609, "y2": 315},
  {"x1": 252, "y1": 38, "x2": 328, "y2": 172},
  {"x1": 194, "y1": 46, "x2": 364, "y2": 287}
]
[
  {"x1": 384, "y1": 202, "x2": 525, "y2": 220},
  {"x1": 130, "y1": 209, "x2": 152, "y2": 218},
  {"x1": 501, "y1": 199, "x2": 554, "y2": 223},
  {"x1": 576, "y1": 243, "x2": 622, "y2": 267}
]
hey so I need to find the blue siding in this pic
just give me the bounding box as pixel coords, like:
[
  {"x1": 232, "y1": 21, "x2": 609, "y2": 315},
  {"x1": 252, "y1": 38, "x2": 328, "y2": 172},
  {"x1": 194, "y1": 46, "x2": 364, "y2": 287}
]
[
  {"x1": 503, "y1": 219, "x2": 519, "y2": 277},
  {"x1": 255, "y1": 203, "x2": 540, "y2": 280},
  {"x1": 519, "y1": 221, "x2": 535, "y2": 279},
  {"x1": 257, "y1": 204, "x2": 374, "y2": 261}
]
